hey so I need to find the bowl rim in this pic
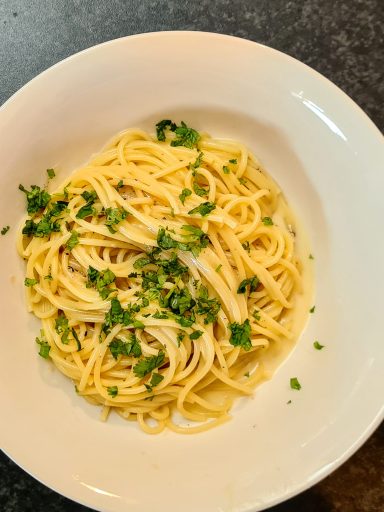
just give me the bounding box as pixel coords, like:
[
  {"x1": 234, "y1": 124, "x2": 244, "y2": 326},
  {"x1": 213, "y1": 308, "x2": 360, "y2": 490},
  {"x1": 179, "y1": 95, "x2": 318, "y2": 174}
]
[{"x1": 1, "y1": 30, "x2": 383, "y2": 512}]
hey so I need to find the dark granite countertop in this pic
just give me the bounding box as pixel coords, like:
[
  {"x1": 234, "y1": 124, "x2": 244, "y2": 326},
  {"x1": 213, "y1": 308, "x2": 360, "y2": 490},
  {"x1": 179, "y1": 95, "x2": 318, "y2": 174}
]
[{"x1": 0, "y1": 1, "x2": 383, "y2": 511}]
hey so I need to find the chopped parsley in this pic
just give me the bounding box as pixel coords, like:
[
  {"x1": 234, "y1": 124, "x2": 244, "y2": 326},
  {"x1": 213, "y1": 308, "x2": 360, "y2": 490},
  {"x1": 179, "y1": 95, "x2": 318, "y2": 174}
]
[
  {"x1": 24, "y1": 277, "x2": 38, "y2": 287},
  {"x1": 144, "y1": 372, "x2": 164, "y2": 392},
  {"x1": 22, "y1": 200, "x2": 68, "y2": 238},
  {"x1": 244, "y1": 371, "x2": 250, "y2": 378},
  {"x1": 196, "y1": 286, "x2": 221, "y2": 324},
  {"x1": 229, "y1": 159, "x2": 237, "y2": 164},
  {"x1": 171, "y1": 121, "x2": 200, "y2": 149},
  {"x1": 188, "y1": 201, "x2": 216, "y2": 217},
  {"x1": 176, "y1": 331, "x2": 185, "y2": 346},
  {"x1": 103, "y1": 297, "x2": 144, "y2": 334},
  {"x1": 44, "y1": 274, "x2": 53, "y2": 281},
  {"x1": 65, "y1": 230, "x2": 79, "y2": 251},
  {"x1": 105, "y1": 207, "x2": 128, "y2": 233},
  {"x1": 71, "y1": 328, "x2": 82, "y2": 351},
  {"x1": 309, "y1": 305, "x2": 315, "y2": 313},
  {"x1": 215, "y1": 264, "x2": 222, "y2": 272},
  {"x1": 109, "y1": 335, "x2": 142, "y2": 359},
  {"x1": 46, "y1": 168, "x2": 55, "y2": 179},
  {"x1": 290, "y1": 377, "x2": 301, "y2": 390},
  {"x1": 238, "y1": 177, "x2": 247, "y2": 186},
  {"x1": 167, "y1": 287, "x2": 196, "y2": 315},
  {"x1": 313, "y1": 341, "x2": 325, "y2": 350},
  {"x1": 76, "y1": 190, "x2": 97, "y2": 219},
  {"x1": 87, "y1": 267, "x2": 116, "y2": 299},
  {"x1": 309, "y1": 254, "x2": 314, "y2": 260},
  {"x1": 152, "y1": 310, "x2": 169, "y2": 319},
  {"x1": 237, "y1": 276, "x2": 259, "y2": 294},
  {"x1": 133, "y1": 351, "x2": 165, "y2": 378},
  {"x1": 19, "y1": 184, "x2": 51, "y2": 215},
  {"x1": 36, "y1": 333, "x2": 50, "y2": 358},
  {"x1": 190, "y1": 330, "x2": 203, "y2": 340},
  {"x1": 223, "y1": 165, "x2": 230, "y2": 174},
  {"x1": 189, "y1": 152, "x2": 204, "y2": 172},
  {"x1": 107, "y1": 386, "x2": 118, "y2": 398},
  {"x1": 156, "y1": 119, "x2": 177, "y2": 141},
  {"x1": 55, "y1": 315, "x2": 70, "y2": 344},
  {"x1": 116, "y1": 180, "x2": 124, "y2": 189},
  {"x1": 229, "y1": 319, "x2": 252, "y2": 351},
  {"x1": 262, "y1": 217, "x2": 273, "y2": 226},
  {"x1": 252, "y1": 310, "x2": 261, "y2": 321},
  {"x1": 242, "y1": 241, "x2": 251, "y2": 253},
  {"x1": 179, "y1": 188, "x2": 192, "y2": 205},
  {"x1": 157, "y1": 226, "x2": 209, "y2": 257},
  {"x1": 1, "y1": 226, "x2": 10, "y2": 235},
  {"x1": 193, "y1": 181, "x2": 209, "y2": 197}
]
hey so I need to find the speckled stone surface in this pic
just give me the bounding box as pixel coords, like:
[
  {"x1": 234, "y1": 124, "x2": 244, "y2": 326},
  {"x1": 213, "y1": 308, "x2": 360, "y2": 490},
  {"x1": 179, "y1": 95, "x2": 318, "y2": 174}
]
[{"x1": 0, "y1": 1, "x2": 383, "y2": 511}]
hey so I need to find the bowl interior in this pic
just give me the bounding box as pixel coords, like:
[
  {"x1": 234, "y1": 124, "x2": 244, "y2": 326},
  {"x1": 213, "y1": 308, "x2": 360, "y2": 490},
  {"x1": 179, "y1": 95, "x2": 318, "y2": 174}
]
[{"x1": 0, "y1": 32, "x2": 383, "y2": 512}]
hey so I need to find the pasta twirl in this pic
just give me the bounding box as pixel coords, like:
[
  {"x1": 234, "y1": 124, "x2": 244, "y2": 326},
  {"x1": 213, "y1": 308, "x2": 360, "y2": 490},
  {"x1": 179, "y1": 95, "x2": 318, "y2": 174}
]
[{"x1": 18, "y1": 122, "x2": 309, "y2": 434}]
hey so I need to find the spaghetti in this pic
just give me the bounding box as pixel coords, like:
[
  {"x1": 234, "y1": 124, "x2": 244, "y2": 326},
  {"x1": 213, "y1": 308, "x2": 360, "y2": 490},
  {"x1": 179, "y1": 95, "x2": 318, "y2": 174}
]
[{"x1": 18, "y1": 121, "x2": 307, "y2": 434}]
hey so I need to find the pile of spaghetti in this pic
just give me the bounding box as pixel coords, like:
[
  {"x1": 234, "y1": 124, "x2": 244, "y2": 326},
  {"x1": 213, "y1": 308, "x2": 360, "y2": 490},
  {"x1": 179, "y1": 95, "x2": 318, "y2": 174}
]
[{"x1": 17, "y1": 120, "x2": 302, "y2": 434}]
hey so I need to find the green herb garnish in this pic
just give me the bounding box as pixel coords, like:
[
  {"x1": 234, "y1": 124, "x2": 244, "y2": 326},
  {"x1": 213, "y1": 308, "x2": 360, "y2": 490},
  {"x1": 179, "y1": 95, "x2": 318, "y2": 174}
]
[
  {"x1": 76, "y1": 190, "x2": 97, "y2": 219},
  {"x1": 109, "y1": 335, "x2": 142, "y2": 359},
  {"x1": 144, "y1": 372, "x2": 164, "y2": 392},
  {"x1": 171, "y1": 121, "x2": 200, "y2": 149},
  {"x1": 1, "y1": 226, "x2": 10, "y2": 235},
  {"x1": 188, "y1": 201, "x2": 216, "y2": 217},
  {"x1": 229, "y1": 159, "x2": 237, "y2": 164},
  {"x1": 309, "y1": 305, "x2": 315, "y2": 313},
  {"x1": 156, "y1": 120, "x2": 177, "y2": 141},
  {"x1": 196, "y1": 286, "x2": 221, "y2": 324},
  {"x1": 107, "y1": 386, "x2": 118, "y2": 398},
  {"x1": 223, "y1": 165, "x2": 230, "y2": 174},
  {"x1": 24, "y1": 277, "x2": 38, "y2": 287},
  {"x1": 55, "y1": 314, "x2": 70, "y2": 344},
  {"x1": 179, "y1": 188, "x2": 192, "y2": 205},
  {"x1": 105, "y1": 207, "x2": 128, "y2": 233},
  {"x1": 190, "y1": 330, "x2": 203, "y2": 340},
  {"x1": 87, "y1": 266, "x2": 116, "y2": 299},
  {"x1": 19, "y1": 184, "x2": 51, "y2": 215},
  {"x1": 66, "y1": 230, "x2": 79, "y2": 251},
  {"x1": 229, "y1": 319, "x2": 252, "y2": 351},
  {"x1": 262, "y1": 217, "x2": 273, "y2": 226},
  {"x1": 313, "y1": 341, "x2": 324, "y2": 350},
  {"x1": 290, "y1": 377, "x2": 301, "y2": 390},
  {"x1": 133, "y1": 351, "x2": 165, "y2": 378},
  {"x1": 237, "y1": 276, "x2": 259, "y2": 294},
  {"x1": 46, "y1": 168, "x2": 55, "y2": 179},
  {"x1": 36, "y1": 333, "x2": 50, "y2": 358}
]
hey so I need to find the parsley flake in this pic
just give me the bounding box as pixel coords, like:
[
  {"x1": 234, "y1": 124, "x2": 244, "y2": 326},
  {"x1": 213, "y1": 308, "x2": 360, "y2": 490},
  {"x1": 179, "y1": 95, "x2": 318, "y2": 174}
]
[
  {"x1": 190, "y1": 330, "x2": 203, "y2": 340},
  {"x1": 229, "y1": 159, "x2": 237, "y2": 164},
  {"x1": 309, "y1": 305, "x2": 315, "y2": 313},
  {"x1": 171, "y1": 121, "x2": 200, "y2": 149},
  {"x1": 36, "y1": 334, "x2": 50, "y2": 359},
  {"x1": 290, "y1": 377, "x2": 301, "y2": 390},
  {"x1": 133, "y1": 351, "x2": 165, "y2": 378},
  {"x1": 179, "y1": 188, "x2": 192, "y2": 205},
  {"x1": 1, "y1": 226, "x2": 10, "y2": 235},
  {"x1": 229, "y1": 319, "x2": 252, "y2": 351},
  {"x1": 109, "y1": 335, "x2": 142, "y2": 359},
  {"x1": 107, "y1": 386, "x2": 118, "y2": 398},
  {"x1": 105, "y1": 207, "x2": 128, "y2": 233},
  {"x1": 188, "y1": 202, "x2": 216, "y2": 217},
  {"x1": 156, "y1": 120, "x2": 177, "y2": 141},
  {"x1": 46, "y1": 168, "x2": 55, "y2": 179},
  {"x1": 223, "y1": 165, "x2": 230, "y2": 174},
  {"x1": 313, "y1": 341, "x2": 325, "y2": 350},
  {"x1": 24, "y1": 277, "x2": 38, "y2": 287},
  {"x1": 237, "y1": 276, "x2": 259, "y2": 294},
  {"x1": 262, "y1": 217, "x2": 273, "y2": 226},
  {"x1": 19, "y1": 184, "x2": 51, "y2": 215},
  {"x1": 66, "y1": 231, "x2": 79, "y2": 251}
]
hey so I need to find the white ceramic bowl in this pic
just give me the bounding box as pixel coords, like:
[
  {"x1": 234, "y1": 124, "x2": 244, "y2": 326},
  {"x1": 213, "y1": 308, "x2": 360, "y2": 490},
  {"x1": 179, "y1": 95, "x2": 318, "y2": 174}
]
[{"x1": 0, "y1": 32, "x2": 383, "y2": 512}]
